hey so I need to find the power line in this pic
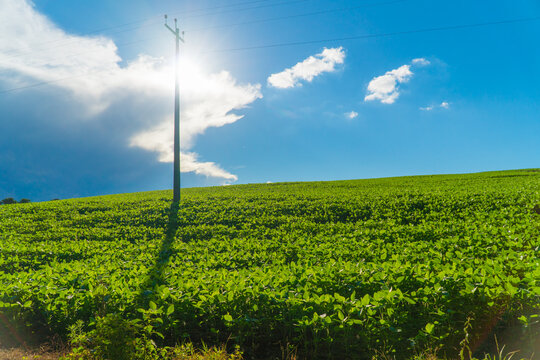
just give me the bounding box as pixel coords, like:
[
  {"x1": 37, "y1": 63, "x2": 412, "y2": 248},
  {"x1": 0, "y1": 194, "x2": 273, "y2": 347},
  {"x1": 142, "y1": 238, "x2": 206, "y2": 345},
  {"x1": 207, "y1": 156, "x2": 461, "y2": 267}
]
[
  {"x1": 83, "y1": 0, "x2": 311, "y2": 36},
  {"x1": 180, "y1": 0, "x2": 310, "y2": 20},
  {"x1": 1, "y1": 0, "x2": 309, "y2": 60},
  {"x1": 1, "y1": 15, "x2": 539, "y2": 95},
  {"x1": 2, "y1": 37, "x2": 154, "y2": 68},
  {"x1": 187, "y1": 0, "x2": 410, "y2": 32},
  {"x1": 2, "y1": 0, "x2": 404, "y2": 64},
  {"x1": 0, "y1": 70, "x2": 103, "y2": 94},
  {"x1": 207, "y1": 15, "x2": 540, "y2": 52},
  {"x1": 1, "y1": 0, "x2": 275, "y2": 55},
  {"x1": 88, "y1": 0, "x2": 278, "y2": 31}
]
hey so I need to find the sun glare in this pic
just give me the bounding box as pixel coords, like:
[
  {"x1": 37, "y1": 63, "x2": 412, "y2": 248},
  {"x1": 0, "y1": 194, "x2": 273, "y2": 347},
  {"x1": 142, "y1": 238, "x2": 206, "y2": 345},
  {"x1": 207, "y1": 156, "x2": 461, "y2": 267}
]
[{"x1": 178, "y1": 56, "x2": 205, "y2": 87}]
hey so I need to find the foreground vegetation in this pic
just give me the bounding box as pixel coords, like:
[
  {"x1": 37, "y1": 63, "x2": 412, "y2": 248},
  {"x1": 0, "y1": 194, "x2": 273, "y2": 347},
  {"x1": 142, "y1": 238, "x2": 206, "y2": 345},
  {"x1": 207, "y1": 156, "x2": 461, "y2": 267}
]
[{"x1": 0, "y1": 170, "x2": 539, "y2": 359}]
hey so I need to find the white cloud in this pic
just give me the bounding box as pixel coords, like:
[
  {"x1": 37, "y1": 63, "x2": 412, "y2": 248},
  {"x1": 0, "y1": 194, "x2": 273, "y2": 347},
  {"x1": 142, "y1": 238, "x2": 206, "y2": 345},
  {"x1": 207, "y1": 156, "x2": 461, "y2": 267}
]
[
  {"x1": 0, "y1": 0, "x2": 262, "y2": 182},
  {"x1": 364, "y1": 64, "x2": 413, "y2": 104},
  {"x1": 129, "y1": 66, "x2": 262, "y2": 172},
  {"x1": 267, "y1": 47, "x2": 345, "y2": 89},
  {"x1": 364, "y1": 58, "x2": 432, "y2": 105},
  {"x1": 345, "y1": 111, "x2": 358, "y2": 119},
  {"x1": 181, "y1": 152, "x2": 238, "y2": 181},
  {"x1": 412, "y1": 58, "x2": 430, "y2": 66},
  {"x1": 130, "y1": 126, "x2": 242, "y2": 181},
  {"x1": 419, "y1": 101, "x2": 450, "y2": 111}
]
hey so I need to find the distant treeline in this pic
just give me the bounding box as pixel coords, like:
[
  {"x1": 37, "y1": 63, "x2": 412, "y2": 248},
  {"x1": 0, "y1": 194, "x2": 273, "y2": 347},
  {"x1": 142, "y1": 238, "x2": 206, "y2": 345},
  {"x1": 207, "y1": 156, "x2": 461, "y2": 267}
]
[{"x1": 1, "y1": 197, "x2": 31, "y2": 205}]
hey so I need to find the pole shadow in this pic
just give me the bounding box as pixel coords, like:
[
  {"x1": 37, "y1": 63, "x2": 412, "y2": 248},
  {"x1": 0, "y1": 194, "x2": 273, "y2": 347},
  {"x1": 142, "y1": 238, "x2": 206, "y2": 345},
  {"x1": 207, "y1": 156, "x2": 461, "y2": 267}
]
[{"x1": 136, "y1": 201, "x2": 180, "y2": 304}]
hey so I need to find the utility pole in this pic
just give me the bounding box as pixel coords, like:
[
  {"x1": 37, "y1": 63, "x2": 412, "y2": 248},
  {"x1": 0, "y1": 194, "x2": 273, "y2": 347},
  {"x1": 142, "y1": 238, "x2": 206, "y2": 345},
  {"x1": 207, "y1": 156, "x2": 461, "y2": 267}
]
[{"x1": 164, "y1": 15, "x2": 184, "y2": 203}]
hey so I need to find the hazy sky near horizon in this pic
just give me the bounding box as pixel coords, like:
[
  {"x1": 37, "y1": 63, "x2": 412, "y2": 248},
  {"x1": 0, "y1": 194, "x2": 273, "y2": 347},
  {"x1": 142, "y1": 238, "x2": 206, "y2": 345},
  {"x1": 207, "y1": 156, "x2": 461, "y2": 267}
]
[{"x1": 1, "y1": 0, "x2": 539, "y2": 201}]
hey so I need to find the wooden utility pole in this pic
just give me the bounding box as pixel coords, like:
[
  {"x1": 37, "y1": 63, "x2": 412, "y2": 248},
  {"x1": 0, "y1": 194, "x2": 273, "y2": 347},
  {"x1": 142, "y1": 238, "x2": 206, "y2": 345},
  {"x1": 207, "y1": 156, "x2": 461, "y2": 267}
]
[{"x1": 164, "y1": 15, "x2": 184, "y2": 203}]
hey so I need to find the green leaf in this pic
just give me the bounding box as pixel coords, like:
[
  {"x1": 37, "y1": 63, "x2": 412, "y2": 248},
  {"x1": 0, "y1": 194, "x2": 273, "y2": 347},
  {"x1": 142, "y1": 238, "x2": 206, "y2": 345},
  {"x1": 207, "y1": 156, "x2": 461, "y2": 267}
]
[
  {"x1": 361, "y1": 294, "x2": 370, "y2": 306},
  {"x1": 425, "y1": 323, "x2": 435, "y2": 334},
  {"x1": 166, "y1": 304, "x2": 175, "y2": 316},
  {"x1": 403, "y1": 296, "x2": 416, "y2": 305},
  {"x1": 223, "y1": 314, "x2": 233, "y2": 322}
]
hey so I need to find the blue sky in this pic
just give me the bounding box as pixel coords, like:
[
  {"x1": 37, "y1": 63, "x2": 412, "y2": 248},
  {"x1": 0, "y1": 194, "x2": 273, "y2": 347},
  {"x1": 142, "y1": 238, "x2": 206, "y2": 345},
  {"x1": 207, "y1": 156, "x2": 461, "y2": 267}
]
[{"x1": 0, "y1": 0, "x2": 539, "y2": 201}]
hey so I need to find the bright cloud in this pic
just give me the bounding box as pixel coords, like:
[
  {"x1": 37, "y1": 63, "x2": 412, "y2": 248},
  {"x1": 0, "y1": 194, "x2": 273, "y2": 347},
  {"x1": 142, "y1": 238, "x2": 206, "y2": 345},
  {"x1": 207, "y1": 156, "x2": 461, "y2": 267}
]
[
  {"x1": 440, "y1": 101, "x2": 450, "y2": 109},
  {"x1": 129, "y1": 65, "x2": 261, "y2": 180},
  {"x1": 364, "y1": 58, "x2": 432, "y2": 104},
  {"x1": 267, "y1": 47, "x2": 345, "y2": 89},
  {"x1": 0, "y1": 0, "x2": 262, "y2": 182},
  {"x1": 345, "y1": 111, "x2": 359, "y2": 119},
  {"x1": 364, "y1": 64, "x2": 413, "y2": 104}
]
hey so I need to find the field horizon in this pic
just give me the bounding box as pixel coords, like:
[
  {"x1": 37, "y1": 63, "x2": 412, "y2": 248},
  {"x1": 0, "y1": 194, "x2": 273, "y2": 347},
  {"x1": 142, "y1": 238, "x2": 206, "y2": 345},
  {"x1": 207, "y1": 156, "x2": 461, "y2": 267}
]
[{"x1": 18, "y1": 167, "x2": 539, "y2": 204}]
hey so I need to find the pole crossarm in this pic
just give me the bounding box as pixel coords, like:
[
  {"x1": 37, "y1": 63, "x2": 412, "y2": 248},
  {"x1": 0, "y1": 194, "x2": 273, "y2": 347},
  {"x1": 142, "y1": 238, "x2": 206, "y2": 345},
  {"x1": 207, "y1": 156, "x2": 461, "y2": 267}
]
[{"x1": 164, "y1": 16, "x2": 185, "y2": 42}]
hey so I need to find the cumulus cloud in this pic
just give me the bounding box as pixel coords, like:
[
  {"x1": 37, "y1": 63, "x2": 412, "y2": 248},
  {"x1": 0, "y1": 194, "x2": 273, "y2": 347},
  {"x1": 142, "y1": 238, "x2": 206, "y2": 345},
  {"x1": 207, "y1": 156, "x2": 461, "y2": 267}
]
[
  {"x1": 0, "y1": 0, "x2": 261, "y2": 182},
  {"x1": 267, "y1": 47, "x2": 345, "y2": 89},
  {"x1": 129, "y1": 66, "x2": 261, "y2": 181},
  {"x1": 364, "y1": 58, "x2": 431, "y2": 105},
  {"x1": 440, "y1": 101, "x2": 450, "y2": 109},
  {"x1": 345, "y1": 111, "x2": 358, "y2": 119},
  {"x1": 364, "y1": 64, "x2": 413, "y2": 104}
]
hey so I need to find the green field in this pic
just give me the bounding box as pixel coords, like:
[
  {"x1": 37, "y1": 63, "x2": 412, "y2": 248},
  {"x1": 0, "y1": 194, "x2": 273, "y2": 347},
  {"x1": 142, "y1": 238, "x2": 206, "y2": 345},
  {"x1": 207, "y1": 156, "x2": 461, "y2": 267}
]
[{"x1": 0, "y1": 170, "x2": 539, "y2": 359}]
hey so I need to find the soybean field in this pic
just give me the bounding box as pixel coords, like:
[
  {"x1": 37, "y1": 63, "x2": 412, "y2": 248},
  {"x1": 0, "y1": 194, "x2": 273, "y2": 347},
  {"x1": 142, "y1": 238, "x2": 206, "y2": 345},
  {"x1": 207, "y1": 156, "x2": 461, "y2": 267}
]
[{"x1": 0, "y1": 170, "x2": 539, "y2": 359}]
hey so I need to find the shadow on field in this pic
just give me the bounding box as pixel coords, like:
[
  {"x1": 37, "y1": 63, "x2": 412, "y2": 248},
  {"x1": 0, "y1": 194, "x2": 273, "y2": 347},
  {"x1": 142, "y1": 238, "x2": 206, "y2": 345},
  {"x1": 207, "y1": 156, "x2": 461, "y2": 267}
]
[{"x1": 136, "y1": 202, "x2": 180, "y2": 303}]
